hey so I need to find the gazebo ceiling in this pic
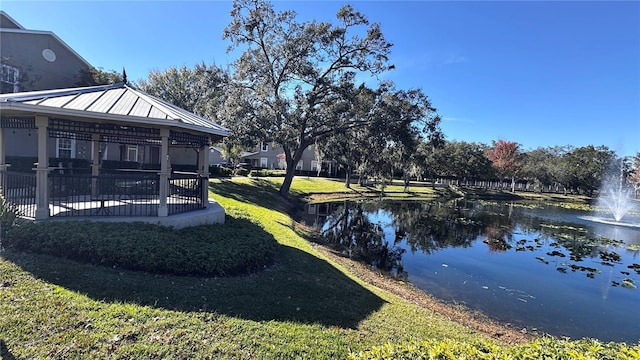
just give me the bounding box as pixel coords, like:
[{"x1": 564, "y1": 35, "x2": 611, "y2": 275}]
[{"x1": 0, "y1": 82, "x2": 228, "y2": 138}]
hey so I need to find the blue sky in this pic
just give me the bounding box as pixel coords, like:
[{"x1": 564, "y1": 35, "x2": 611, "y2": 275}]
[{"x1": 3, "y1": 1, "x2": 639, "y2": 157}]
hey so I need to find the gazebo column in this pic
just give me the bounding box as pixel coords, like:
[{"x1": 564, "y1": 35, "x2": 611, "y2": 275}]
[
  {"x1": 91, "y1": 134, "x2": 100, "y2": 198},
  {"x1": 0, "y1": 127, "x2": 6, "y2": 172},
  {"x1": 198, "y1": 144, "x2": 210, "y2": 209},
  {"x1": 34, "y1": 115, "x2": 50, "y2": 220},
  {"x1": 158, "y1": 127, "x2": 170, "y2": 217},
  {"x1": 0, "y1": 127, "x2": 6, "y2": 192}
]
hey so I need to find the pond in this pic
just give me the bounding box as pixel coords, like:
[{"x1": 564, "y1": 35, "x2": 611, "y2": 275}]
[{"x1": 305, "y1": 199, "x2": 640, "y2": 343}]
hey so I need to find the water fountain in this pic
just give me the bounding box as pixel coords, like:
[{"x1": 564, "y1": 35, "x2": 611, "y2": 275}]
[{"x1": 583, "y1": 160, "x2": 639, "y2": 227}]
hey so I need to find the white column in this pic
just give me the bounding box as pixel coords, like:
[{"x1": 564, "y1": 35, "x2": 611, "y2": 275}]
[
  {"x1": 0, "y1": 127, "x2": 6, "y2": 172},
  {"x1": 0, "y1": 127, "x2": 6, "y2": 193},
  {"x1": 34, "y1": 116, "x2": 50, "y2": 220},
  {"x1": 91, "y1": 134, "x2": 100, "y2": 198},
  {"x1": 157, "y1": 128, "x2": 169, "y2": 217},
  {"x1": 199, "y1": 144, "x2": 210, "y2": 208}
]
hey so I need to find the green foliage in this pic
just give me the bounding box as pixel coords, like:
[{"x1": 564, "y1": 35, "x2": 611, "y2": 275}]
[
  {"x1": 235, "y1": 168, "x2": 250, "y2": 176},
  {"x1": 249, "y1": 169, "x2": 287, "y2": 177},
  {"x1": 137, "y1": 63, "x2": 227, "y2": 121},
  {"x1": 221, "y1": 0, "x2": 400, "y2": 197},
  {"x1": 0, "y1": 194, "x2": 20, "y2": 242},
  {"x1": 350, "y1": 337, "x2": 640, "y2": 360},
  {"x1": 209, "y1": 165, "x2": 233, "y2": 177},
  {"x1": 4, "y1": 214, "x2": 277, "y2": 276},
  {"x1": 74, "y1": 66, "x2": 123, "y2": 86}
]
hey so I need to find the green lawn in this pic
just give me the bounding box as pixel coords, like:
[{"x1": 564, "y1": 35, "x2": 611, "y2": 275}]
[{"x1": 0, "y1": 177, "x2": 487, "y2": 359}]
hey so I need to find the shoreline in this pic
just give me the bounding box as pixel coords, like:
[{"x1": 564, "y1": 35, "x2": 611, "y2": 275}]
[
  {"x1": 306, "y1": 238, "x2": 537, "y2": 344},
  {"x1": 294, "y1": 191, "x2": 537, "y2": 344}
]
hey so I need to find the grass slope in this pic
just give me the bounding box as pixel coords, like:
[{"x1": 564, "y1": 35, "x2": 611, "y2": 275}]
[{"x1": 1, "y1": 177, "x2": 489, "y2": 359}]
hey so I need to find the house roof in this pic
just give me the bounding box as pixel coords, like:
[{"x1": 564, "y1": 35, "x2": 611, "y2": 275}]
[
  {"x1": 0, "y1": 11, "x2": 92, "y2": 68},
  {"x1": 0, "y1": 82, "x2": 229, "y2": 137},
  {"x1": 0, "y1": 11, "x2": 24, "y2": 29}
]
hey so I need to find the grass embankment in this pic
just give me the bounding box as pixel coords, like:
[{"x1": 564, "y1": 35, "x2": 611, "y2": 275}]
[
  {"x1": 0, "y1": 177, "x2": 494, "y2": 359},
  {"x1": 1, "y1": 177, "x2": 637, "y2": 359}
]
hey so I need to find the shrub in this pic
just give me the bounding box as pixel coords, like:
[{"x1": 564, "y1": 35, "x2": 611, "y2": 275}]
[
  {"x1": 210, "y1": 165, "x2": 233, "y2": 177},
  {"x1": 250, "y1": 169, "x2": 287, "y2": 177},
  {"x1": 4, "y1": 214, "x2": 278, "y2": 276},
  {"x1": 0, "y1": 194, "x2": 21, "y2": 246},
  {"x1": 349, "y1": 337, "x2": 640, "y2": 360},
  {"x1": 235, "y1": 168, "x2": 250, "y2": 176}
]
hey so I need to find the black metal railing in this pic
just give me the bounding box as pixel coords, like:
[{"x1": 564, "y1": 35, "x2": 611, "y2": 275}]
[
  {"x1": 168, "y1": 173, "x2": 205, "y2": 215},
  {"x1": 49, "y1": 172, "x2": 160, "y2": 217},
  {"x1": 48, "y1": 171, "x2": 206, "y2": 217},
  {"x1": 0, "y1": 170, "x2": 37, "y2": 219}
]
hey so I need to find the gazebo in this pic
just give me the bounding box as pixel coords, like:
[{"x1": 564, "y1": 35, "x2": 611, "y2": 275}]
[{"x1": 0, "y1": 82, "x2": 229, "y2": 227}]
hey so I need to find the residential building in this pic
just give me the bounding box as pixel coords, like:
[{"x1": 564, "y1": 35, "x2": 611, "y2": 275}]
[
  {"x1": 1, "y1": 11, "x2": 91, "y2": 93},
  {"x1": 241, "y1": 141, "x2": 334, "y2": 174},
  {"x1": 2, "y1": 11, "x2": 94, "y2": 162}
]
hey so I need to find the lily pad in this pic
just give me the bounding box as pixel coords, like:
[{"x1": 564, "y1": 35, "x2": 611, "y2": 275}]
[{"x1": 621, "y1": 278, "x2": 637, "y2": 289}]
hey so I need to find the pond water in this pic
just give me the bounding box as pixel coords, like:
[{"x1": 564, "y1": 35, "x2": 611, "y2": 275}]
[{"x1": 308, "y1": 200, "x2": 640, "y2": 343}]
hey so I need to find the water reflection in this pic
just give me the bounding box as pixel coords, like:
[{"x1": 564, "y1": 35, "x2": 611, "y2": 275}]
[
  {"x1": 308, "y1": 200, "x2": 640, "y2": 342},
  {"x1": 321, "y1": 201, "x2": 405, "y2": 274}
]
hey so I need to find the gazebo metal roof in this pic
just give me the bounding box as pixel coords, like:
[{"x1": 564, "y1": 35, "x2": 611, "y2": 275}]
[{"x1": 0, "y1": 82, "x2": 228, "y2": 137}]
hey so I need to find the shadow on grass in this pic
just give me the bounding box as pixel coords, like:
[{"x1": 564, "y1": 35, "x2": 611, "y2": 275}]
[
  {"x1": 3, "y1": 246, "x2": 386, "y2": 329},
  {"x1": 0, "y1": 339, "x2": 16, "y2": 360}
]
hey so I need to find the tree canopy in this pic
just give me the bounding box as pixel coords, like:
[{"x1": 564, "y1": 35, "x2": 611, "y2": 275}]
[
  {"x1": 137, "y1": 63, "x2": 227, "y2": 121},
  {"x1": 74, "y1": 67, "x2": 123, "y2": 87},
  {"x1": 219, "y1": 0, "x2": 441, "y2": 197}
]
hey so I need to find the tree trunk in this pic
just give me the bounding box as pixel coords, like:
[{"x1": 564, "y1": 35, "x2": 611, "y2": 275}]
[
  {"x1": 344, "y1": 167, "x2": 352, "y2": 188},
  {"x1": 511, "y1": 176, "x2": 515, "y2": 192},
  {"x1": 403, "y1": 174, "x2": 410, "y2": 193},
  {"x1": 279, "y1": 165, "x2": 296, "y2": 198},
  {"x1": 279, "y1": 146, "x2": 303, "y2": 198}
]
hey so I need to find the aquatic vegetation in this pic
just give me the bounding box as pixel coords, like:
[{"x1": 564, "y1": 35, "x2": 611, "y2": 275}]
[
  {"x1": 547, "y1": 250, "x2": 566, "y2": 257},
  {"x1": 627, "y1": 243, "x2": 640, "y2": 251},
  {"x1": 621, "y1": 278, "x2": 637, "y2": 289},
  {"x1": 599, "y1": 250, "x2": 622, "y2": 263},
  {"x1": 536, "y1": 256, "x2": 549, "y2": 264}
]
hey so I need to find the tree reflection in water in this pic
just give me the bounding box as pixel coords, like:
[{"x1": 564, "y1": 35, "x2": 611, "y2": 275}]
[
  {"x1": 316, "y1": 200, "x2": 639, "y2": 280},
  {"x1": 322, "y1": 201, "x2": 405, "y2": 275}
]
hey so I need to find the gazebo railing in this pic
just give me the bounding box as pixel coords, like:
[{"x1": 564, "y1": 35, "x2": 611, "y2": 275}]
[
  {"x1": 0, "y1": 170, "x2": 37, "y2": 219},
  {"x1": 49, "y1": 172, "x2": 161, "y2": 217},
  {"x1": 168, "y1": 173, "x2": 205, "y2": 215},
  {"x1": 48, "y1": 171, "x2": 206, "y2": 217}
]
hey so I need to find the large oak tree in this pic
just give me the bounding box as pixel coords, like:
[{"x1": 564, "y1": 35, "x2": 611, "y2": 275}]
[{"x1": 220, "y1": 0, "x2": 396, "y2": 197}]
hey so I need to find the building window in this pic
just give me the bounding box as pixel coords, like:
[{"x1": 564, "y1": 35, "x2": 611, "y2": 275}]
[
  {"x1": 1, "y1": 64, "x2": 19, "y2": 93},
  {"x1": 261, "y1": 142, "x2": 268, "y2": 152},
  {"x1": 260, "y1": 157, "x2": 268, "y2": 168},
  {"x1": 311, "y1": 160, "x2": 318, "y2": 172},
  {"x1": 149, "y1": 146, "x2": 160, "y2": 164},
  {"x1": 296, "y1": 160, "x2": 303, "y2": 170},
  {"x1": 126, "y1": 145, "x2": 138, "y2": 162},
  {"x1": 56, "y1": 134, "x2": 76, "y2": 158}
]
